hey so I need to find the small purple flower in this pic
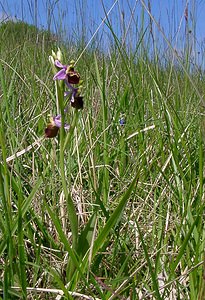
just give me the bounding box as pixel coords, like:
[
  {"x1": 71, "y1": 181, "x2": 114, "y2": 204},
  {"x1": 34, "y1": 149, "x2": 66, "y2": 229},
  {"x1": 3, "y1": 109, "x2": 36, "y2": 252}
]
[
  {"x1": 119, "y1": 118, "x2": 126, "y2": 126},
  {"x1": 119, "y1": 113, "x2": 126, "y2": 126},
  {"x1": 53, "y1": 60, "x2": 80, "y2": 84},
  {"x1": 45, "y1": 115, "x2": 70, "y2": 138}
]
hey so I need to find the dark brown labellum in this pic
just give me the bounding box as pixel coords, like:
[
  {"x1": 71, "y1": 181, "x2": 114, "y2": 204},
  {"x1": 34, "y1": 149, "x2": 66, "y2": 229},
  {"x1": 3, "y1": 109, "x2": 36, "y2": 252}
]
[
  {"x1": 71, "y1": 96, "x2": 84, "y2": 109},
  {"x1": 45, "y1": 124, "x2": 59, "y2": 138}
]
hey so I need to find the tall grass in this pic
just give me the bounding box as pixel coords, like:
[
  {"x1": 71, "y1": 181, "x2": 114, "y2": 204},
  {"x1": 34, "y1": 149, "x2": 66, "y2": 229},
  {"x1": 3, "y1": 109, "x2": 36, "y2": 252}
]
[{"x1": 0, "y1": 1, "x2": 204, "y2": 299}]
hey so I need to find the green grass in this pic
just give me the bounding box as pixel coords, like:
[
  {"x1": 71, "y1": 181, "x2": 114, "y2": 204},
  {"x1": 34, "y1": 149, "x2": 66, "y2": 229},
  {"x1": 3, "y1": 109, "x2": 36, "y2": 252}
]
[{"x1": 0, "y1": 2, "x2": 205, "y2": 299}]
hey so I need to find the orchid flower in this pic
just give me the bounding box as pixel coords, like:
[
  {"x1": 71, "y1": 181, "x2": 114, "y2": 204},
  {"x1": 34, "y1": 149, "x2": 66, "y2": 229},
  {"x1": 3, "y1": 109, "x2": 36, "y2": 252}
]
[
  {"x1": 45, "y1": 115, "x2": 70, "y2": 138},
  {"x1": 53, "y1": 60, "x2": 80, "y2": 84},
  {"x1": 64, "y1": 81, "x2": 84, "y2": 110}
]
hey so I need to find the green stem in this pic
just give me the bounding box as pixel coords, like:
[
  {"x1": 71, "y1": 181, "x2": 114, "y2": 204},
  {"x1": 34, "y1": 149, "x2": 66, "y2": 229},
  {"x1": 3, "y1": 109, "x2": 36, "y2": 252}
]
[
  {"x1": 61, "y1": 110, "x2": 79, "y2": 248},
  {"x1": 63, "y1": 110, "x2": 79, "y2": 152},
  {"x1": 51, "y1": 56, "x2": 80, "y2": 279}
]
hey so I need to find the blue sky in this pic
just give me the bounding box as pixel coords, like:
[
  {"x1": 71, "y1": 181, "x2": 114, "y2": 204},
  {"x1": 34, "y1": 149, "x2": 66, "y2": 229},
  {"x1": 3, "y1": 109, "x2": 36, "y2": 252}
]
[{"x1": 0, "y1": 0, "x2": 205, "y2": 60}]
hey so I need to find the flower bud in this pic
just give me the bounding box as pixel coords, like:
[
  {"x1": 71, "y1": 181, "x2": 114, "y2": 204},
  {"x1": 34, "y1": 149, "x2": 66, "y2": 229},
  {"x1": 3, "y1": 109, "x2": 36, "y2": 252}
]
[
  {"x1": 57, "y1": 48, "x2": 63, "y2": 62},
  {"x1": 51, "y1": 50, "x2": 57, "y2": 59}
]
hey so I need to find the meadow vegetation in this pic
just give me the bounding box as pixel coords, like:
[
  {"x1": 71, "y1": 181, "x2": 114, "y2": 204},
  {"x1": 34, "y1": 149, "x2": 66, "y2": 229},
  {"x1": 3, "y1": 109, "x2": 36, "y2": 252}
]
[{"x1": 0, "y1": 1, "x2": 204, "y2": 299}]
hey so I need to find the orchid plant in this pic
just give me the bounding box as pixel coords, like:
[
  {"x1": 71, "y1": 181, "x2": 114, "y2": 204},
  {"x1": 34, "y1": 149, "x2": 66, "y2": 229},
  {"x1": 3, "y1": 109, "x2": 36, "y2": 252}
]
[{"x1": 44, "y1": 49, "x2": 85, "y2": 280}]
